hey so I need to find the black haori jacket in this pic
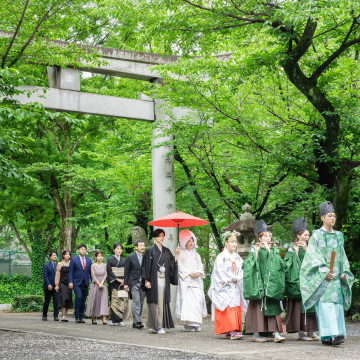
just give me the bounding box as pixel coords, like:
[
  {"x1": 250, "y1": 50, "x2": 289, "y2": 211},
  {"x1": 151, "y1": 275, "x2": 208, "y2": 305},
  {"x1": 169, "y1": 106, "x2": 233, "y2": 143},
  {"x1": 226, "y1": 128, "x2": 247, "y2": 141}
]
[{"x1": 141, "y1": 244, "x2": 178, "y2": 304}]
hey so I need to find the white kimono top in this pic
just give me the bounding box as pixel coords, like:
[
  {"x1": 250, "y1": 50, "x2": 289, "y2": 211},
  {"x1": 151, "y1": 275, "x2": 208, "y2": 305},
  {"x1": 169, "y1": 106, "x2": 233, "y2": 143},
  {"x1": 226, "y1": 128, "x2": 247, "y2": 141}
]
[
  {"x1": 208, "y1": 248, "x2": 248, "y2": 320},
  {"x1": 175, "y1": 248, "x2": 207, "y2": 322}
]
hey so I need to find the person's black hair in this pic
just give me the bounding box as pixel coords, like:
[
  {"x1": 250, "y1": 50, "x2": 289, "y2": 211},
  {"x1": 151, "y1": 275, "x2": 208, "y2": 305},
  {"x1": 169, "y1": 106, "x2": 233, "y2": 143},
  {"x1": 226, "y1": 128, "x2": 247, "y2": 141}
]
[
  {"x1": 152, "y1": 228, "x2": 165, "y2": 238},
  {"x1": 95, "y1": 251, "x2": 103, "y2": 258},
  {"x1": 77, "y1": 244, "x2": 87, "y2": 250},
  {"x1": 48, "y1": 250, "x2": 57, "y2": 258},
  {"x1": 62, "y1": 249, "x2": 71, "y2": 259},
  {"x1": 113, "y1": 243, "x2": 123, "y2": 250},
  {"x1": 135, "y1": 240, "x2": 145, "y2": 247}
]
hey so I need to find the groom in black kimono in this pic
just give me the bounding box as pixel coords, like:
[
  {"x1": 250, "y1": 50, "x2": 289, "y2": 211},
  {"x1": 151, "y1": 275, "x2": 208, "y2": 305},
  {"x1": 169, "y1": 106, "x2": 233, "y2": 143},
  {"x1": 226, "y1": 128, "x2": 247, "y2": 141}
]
[{"x1": 142, "y1": 228, "x2": 179, "y2": 334}]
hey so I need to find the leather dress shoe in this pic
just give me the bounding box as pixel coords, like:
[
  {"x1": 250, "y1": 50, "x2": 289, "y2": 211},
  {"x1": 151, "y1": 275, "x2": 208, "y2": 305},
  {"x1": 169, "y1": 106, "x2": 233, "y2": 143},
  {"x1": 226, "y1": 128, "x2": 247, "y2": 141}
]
[
  {"x1": 54, "y1": 317, "x2": 59, "y2": 321},
  {"x1": 133, "y1": 323, "x2": 144, "y2": 329},
  {"x1": 333, "y1": 335, "x2": 345, "y2": 345},
  {"x1": 322, "y1": 339, "x2": 332, "y2": 345},
  {"x1": 42, "y1": 316, "x2": 48, "y2": 321}
]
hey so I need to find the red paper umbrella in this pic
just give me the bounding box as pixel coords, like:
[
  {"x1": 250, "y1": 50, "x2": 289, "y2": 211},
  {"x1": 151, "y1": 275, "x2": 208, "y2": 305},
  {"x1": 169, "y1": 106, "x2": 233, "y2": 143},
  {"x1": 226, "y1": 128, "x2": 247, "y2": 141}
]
[{"x1": 149, "y1": 210, "x2": 208, "y2": 228}]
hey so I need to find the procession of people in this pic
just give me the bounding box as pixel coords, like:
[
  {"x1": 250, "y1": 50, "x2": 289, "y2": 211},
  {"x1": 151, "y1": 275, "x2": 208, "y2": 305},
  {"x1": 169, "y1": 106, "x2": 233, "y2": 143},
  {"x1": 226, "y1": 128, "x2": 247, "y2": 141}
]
[{"x1": 42, "y1": 201, "x2": 354, "y2": 346}]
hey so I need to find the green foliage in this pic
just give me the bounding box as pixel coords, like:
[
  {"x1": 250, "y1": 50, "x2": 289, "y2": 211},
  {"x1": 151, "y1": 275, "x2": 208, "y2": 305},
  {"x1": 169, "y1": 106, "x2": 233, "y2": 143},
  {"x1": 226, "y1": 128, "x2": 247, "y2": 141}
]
[
  {"x1": 2, "y1": 0, "x2": 360, "y2": 275},
  {"x1": 0, "y1": 274, "x2": 42, "y2": 303},
  {"x1": 30, "y1": 232, "x2": 46, "y2": 284},
  {"x1": 11, "y1": 295, "x2": 44, "y2": 313}
]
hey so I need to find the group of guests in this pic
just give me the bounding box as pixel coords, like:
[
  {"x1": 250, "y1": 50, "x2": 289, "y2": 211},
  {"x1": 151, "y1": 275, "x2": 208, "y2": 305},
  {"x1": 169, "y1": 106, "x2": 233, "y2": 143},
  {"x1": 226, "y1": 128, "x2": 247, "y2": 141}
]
[
  {"x1": 42, "y1": 241, "x2": 145, "y2": 327},
  {"x1": 43, "y1": 200, "x2": 354, "y2": 346}
]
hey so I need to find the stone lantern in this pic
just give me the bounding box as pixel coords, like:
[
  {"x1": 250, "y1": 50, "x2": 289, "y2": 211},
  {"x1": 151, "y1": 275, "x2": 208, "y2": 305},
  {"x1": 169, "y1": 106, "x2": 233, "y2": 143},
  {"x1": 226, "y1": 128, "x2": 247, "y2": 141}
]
[{"x1": 222, "y1": 203, "x2": 272, "y2": 258}]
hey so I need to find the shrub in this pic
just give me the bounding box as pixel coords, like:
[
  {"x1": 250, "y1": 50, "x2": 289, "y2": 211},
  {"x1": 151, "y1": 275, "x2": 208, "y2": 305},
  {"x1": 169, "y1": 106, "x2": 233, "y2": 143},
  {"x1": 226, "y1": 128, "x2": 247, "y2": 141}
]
[
  {"x1": 11, "y1": 295, "x2": 46, "y2": 312},
  {"x1": 0, "y1": 274, "x2": 42, "y2": 303}
]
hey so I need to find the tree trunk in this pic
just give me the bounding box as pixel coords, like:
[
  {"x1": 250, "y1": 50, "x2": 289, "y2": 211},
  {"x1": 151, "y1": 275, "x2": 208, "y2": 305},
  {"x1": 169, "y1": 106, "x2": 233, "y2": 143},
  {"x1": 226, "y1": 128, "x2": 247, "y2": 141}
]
[
  {"x1": 332, "y1": 170, "x2": 353, "y2": 229},
  {"x1": 63, "y1": 185, "x2": 73, "y2": 251},
  {"x1": 283, "y1": 49, "x2": 351, "y2": 225}
]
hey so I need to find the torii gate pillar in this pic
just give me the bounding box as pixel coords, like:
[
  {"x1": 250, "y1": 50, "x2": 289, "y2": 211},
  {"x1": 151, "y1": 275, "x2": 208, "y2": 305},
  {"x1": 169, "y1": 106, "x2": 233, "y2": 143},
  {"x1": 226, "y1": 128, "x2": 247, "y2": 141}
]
[{"x1": 150, "y1": 99, "x2": 177, "y2": 253}]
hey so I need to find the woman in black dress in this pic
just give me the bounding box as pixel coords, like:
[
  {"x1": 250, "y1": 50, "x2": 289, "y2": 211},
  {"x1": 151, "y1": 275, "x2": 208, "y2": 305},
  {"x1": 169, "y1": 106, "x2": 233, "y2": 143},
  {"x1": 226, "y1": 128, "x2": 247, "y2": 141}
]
[
  {"x1": 55, "y1": 250, "x2": 73, "y2": 322},
  {"x1": 107, "y1": 243, "x2": 126, "y2": 326}
]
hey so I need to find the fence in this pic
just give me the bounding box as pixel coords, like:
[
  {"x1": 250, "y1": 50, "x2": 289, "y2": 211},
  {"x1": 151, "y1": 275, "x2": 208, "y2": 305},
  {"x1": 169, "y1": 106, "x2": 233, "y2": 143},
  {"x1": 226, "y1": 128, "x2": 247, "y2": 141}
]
[
  {"x1": 0, "y1": 250, "x2": 114, "y2": 277},
  {"x1": 0, "y1": 251, "x2": 32, "y2": 277}
]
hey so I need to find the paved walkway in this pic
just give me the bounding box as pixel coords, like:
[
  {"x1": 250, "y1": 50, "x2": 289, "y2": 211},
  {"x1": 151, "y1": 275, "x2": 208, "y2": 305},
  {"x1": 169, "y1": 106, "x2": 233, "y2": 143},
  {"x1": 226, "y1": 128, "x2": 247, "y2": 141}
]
[{"x1": 0, "y1": 312, "x2": 359, "y2": 359}]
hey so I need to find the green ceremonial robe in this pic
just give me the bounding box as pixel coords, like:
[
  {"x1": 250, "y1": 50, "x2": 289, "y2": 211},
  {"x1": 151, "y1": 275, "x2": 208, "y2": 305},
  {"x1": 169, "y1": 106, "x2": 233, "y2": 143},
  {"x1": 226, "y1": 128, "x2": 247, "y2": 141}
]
[
  {"x1": 243, "y1": 246, "x2": 285, "y2": 316},
  {"x1": 300, "y1": 228, "x2": 354, "y2": 311},
  {"x1": 284, "y1": 245, "x2": 316, "y2": 314}
]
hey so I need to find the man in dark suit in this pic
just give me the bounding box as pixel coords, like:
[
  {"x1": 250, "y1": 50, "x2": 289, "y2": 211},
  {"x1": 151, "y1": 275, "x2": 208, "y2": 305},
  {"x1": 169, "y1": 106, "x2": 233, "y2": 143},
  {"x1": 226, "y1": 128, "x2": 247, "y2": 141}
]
[
  {"x1": 69, "y1": 244, "x2": 92, "y2": 323},
  {"x1": 124, "y1": 240, "x2": 146, "y2": 329},
  {"x1": 42, "y1": 250, "x2": 59, "y2": 321}
]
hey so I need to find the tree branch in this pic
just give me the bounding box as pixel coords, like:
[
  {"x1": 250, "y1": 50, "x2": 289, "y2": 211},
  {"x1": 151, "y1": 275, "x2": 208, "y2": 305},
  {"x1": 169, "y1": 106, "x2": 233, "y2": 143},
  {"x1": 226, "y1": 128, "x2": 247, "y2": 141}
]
[
  {"x1": 174, "y1": 146, "x2": 222, "y2": 250},
  {"x1": 181, "y1": 0, "x2": 213, "y2": 11},
  {"x1": 254, "y1": 173, "x2": 288, "y2": 216},
  {"x1": 311, "y1": 36, "x2": 360, "y2": 82},
  {"x1": 70, "y1": 119, "x2": 116, "y2": 156},
  {"x1": 222, "y1": 175, "x2": 243, "y2": 194},
  {"x1": 1, "y1": 0, "x2": 30, "y2": 68},
  {"x1": 10, "y1": 221, "x2": 31, "y2": 254},
  {"x1": 290, "y1": 17, "x2": 317, "y2": 62}
]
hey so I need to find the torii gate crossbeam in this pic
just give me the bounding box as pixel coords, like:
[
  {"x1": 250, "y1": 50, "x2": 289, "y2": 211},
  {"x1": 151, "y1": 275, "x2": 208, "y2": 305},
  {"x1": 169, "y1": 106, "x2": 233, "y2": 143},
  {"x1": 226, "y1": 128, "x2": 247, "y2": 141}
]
[{"x1": 6, "y1": 40, "x2": 189, "y2": 256}]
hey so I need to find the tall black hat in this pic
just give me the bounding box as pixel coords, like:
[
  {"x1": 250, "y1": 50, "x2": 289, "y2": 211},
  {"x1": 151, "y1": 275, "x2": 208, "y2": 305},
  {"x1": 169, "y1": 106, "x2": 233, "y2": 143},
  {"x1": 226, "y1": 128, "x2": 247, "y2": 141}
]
[
  {"x1": 254, "y1": 219, "x2": 268, "y2": 238},
  {"x1": 319, "y1": 201, "x2": 335, "y2": 216},
  {"x1": 292, "y1": 217, "x2": 307, "y2": 234}
]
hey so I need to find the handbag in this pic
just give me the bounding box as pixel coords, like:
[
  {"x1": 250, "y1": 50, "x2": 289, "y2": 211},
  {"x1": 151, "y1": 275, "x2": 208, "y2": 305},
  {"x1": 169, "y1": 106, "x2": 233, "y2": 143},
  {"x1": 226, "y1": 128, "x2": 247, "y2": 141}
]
[{"x1": 117, "y1": 289, "x2": 128, "y2": 298}]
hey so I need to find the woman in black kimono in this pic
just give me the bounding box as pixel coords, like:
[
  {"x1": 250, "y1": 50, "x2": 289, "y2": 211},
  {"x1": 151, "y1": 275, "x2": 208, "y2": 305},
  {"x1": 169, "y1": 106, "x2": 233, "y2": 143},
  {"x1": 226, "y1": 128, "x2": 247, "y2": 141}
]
[
  {"x1": 107, "y1": 243, "x2": 126, "y2": 326},
  {"x1": 142, "y1": 228, "x2": 179, "y2": 334}
]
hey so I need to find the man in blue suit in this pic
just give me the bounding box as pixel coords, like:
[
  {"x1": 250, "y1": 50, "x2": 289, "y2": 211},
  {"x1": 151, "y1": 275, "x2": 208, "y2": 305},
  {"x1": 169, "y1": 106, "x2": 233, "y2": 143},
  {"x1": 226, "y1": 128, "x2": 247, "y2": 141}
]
[
  {"x1": 42, "y1": 250, "x2": 59, "y2": 321},
  {"x1": 69, "y1": 244, "x2": 92, "y2": 323}
]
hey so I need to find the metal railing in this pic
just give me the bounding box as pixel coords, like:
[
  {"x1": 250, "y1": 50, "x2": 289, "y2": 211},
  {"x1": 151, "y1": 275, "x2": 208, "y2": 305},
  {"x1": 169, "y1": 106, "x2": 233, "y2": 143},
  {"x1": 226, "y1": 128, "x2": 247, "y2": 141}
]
[{"x1": 0, "y1": 251, "x2": 32, "y2": 276}]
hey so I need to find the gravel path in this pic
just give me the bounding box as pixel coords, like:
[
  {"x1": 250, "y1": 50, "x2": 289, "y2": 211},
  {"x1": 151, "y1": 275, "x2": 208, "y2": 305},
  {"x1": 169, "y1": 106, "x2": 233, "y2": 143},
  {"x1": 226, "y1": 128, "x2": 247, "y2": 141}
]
[
  {"x1": 0, "y1": 313, "x2": 359, "y2": 360},
  {"x1": 0, "y1": 330, "x2": 231, "y2": 360}
]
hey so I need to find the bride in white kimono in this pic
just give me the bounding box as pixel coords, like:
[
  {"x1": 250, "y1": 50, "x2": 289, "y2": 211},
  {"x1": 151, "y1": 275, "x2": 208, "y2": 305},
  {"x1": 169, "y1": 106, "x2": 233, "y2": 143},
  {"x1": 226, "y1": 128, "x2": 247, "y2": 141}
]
[{"x1": 175, "y1": 229, "x2": 207, "y2": 331}]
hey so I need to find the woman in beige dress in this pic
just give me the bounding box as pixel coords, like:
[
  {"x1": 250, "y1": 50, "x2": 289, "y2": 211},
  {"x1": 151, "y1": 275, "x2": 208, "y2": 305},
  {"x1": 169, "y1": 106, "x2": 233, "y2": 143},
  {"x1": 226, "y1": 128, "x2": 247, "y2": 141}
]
[{"x1": 85, "y1": 251, "x2": 109, "y2": 324}]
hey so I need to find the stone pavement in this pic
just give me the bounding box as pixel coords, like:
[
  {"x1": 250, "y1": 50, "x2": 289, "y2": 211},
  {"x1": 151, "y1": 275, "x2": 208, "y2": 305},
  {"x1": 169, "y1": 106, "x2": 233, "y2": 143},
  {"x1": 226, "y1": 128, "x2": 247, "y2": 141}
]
[{"x1": 0, "y1": 312, "x2": 359, "y2": 360}]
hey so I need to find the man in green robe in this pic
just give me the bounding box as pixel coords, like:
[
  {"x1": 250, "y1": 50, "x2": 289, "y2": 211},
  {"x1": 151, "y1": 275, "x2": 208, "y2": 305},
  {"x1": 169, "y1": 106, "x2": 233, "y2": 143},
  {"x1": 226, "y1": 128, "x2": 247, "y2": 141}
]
[
  {"x1": 300, "y1": 201, "x2": 354, "y2": 346},
  {"x1": 284, "y1": 217, "x2": 318, "y2": 340},
  {"x1": 243, "y1": 220, "x2": 286, "y2": 343}
]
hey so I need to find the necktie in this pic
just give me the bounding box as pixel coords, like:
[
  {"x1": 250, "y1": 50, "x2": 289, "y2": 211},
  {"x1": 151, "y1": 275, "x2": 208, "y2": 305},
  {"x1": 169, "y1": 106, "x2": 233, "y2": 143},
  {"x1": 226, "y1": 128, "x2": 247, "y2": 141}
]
[
  {"x1": 53, "y1": 263, "x2": 56, "y2": 270},
  {"x1": 81, "y1": 257, "x2": 85, "y2": 270}
]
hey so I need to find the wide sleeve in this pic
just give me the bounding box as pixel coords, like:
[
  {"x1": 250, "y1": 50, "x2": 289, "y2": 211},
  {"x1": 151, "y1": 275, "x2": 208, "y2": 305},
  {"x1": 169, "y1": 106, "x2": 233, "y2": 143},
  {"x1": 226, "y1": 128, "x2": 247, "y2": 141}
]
[
  {"x1": 107, "y1": 257, "x2": 117, "y2": 283},
  {"x1": 242, "y1": 250, "x2": 264, "y2": 300},
  {"x1": 300, "y1": 233, "x2": 330, "y2": 309},
  {"x1": 284, "y1": 250, "x2": 300, "y2": 298},
  {"x1": 235, "y1": 255, "x2": 243, "y2": 282},
  {"x1": 196, "y1": 252, "x2": 205, "y2": 278},
  {"x1": 208, "y1": 254, "x2": 234, "y2": 298},
  {"x1": 168, "y1": 249, "x2": 178, "y2": 286},
  {"x1": 177, "y1": 252, "x2": 191, "y2": 281},
  {"x1": 141, "y1": 248, "x2": 152, "y2": 281},
  {"x1": 265, "y1": 250, "x2": 285, "y2": 301},
  {"x1": 340, "y1": 240, "x2": 354, "y2": 310}
]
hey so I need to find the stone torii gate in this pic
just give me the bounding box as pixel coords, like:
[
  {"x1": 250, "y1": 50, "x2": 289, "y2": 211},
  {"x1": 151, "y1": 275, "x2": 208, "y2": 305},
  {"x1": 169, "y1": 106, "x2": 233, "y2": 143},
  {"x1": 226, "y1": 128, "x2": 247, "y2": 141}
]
[{"x1": 12, "y1": 41, "x2": 192, "y2": 254}]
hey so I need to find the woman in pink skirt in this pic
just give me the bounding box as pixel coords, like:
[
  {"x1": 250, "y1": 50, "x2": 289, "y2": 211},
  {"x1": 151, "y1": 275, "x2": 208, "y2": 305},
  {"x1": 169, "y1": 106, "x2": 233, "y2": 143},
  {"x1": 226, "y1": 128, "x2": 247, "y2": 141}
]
[{"x1": 85, "y1": 251, "x2": 109, "y2": 324}]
